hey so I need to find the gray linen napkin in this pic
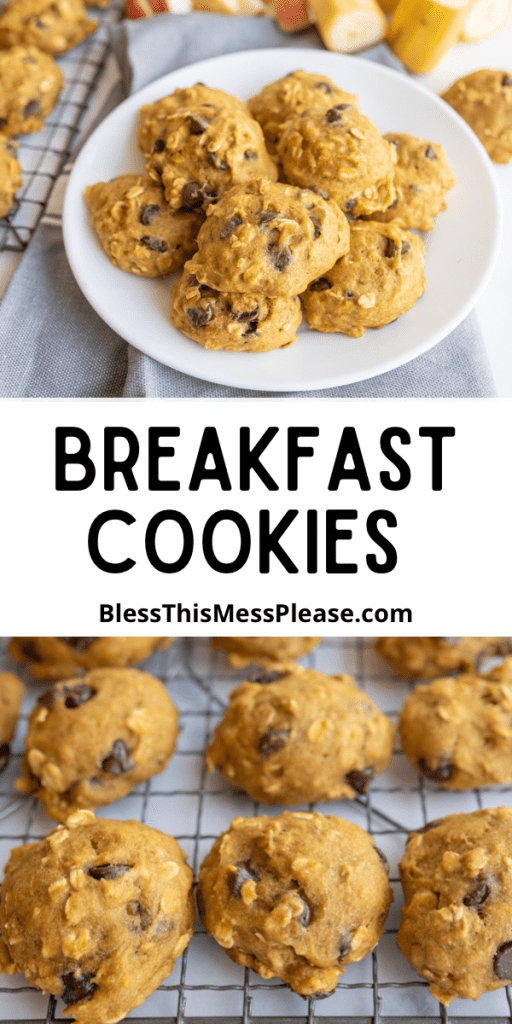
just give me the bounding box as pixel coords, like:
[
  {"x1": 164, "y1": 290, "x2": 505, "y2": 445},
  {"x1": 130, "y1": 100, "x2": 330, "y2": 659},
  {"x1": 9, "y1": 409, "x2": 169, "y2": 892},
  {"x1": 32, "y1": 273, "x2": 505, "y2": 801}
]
[{"x1": 0, "y1": 14, "x2": 496, "y2": 397}]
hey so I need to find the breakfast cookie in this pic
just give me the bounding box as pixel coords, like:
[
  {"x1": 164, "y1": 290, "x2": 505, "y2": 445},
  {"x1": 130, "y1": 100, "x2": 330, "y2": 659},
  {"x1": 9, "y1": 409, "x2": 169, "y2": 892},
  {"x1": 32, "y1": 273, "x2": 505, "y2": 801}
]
[
  {"x1": 146, "y1": 103, "x2": 278, "y2": 212},
  {"x1": 0, "y1": 673, "x2": 24, "y2": 773},
  {"x1": 277, "y1": 105, "x2": 396, "y2": 217},
  {"x1": 441, "y1": 70, "x2": 512, "y2": 164},
  {"x1": 187, "y1": 180, "x2": 350, "y2": 296},
  {"x1": 397, "y1": 806, "x2": 512, "y2": 1004},
  {"x1": 0, "y1": 46, "x2": 64, "y2": 136},
  {"x1": 171, "y1": 269, "x2": 302, "y2": 351},
  {"x1": 0, "y1": 0, "x2": 97, "y2": 54},
  {"x1": 375, "y1": 636, "x2": 511, "y2": 679},
  {"x1": 205, "y1": 664, "x2": 394, "y2": 804},
  {"x1": 399, "y1": 657, "x2": 512, "y2": 789},
  {"x1": 301, "y1": 220, "x2": 426, "y2": 338},
  {"x1": 15, "y1": 667, "x2": 179, "y2": 821},
  {"x1": 138, "y1": 84, "x2": 250, "y2": 156},
  {"x1": 248, "y1": 70, "x2": 358, "y2": 155},
  {"x1": 85, "y1": 174, "x2": 202, "y2": 277},
  {"x1": 8, "y1": 636, "x2": 173, "y2": 680},
  {"x1": 0, "y1": 134, "x2": 22, "y2": 218},
  {"x1": 0, "y1": 810, "x2": 194, "y2": 1023},
  {"x1": 211, "y1": 636, "x2": 321, "y2": 668},
  {"x1": 197, "y1": 811, "x2": 393, "y2": 997},
  {"x1": 368, "y1": 133, "x2": 456, "y2": 231}
]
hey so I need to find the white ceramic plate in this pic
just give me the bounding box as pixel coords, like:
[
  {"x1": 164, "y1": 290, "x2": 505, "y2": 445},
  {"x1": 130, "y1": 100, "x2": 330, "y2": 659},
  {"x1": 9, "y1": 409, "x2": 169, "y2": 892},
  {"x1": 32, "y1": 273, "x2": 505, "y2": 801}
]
[{"x1": 63, "y1": 48, "x2": 502, "y2": 392}]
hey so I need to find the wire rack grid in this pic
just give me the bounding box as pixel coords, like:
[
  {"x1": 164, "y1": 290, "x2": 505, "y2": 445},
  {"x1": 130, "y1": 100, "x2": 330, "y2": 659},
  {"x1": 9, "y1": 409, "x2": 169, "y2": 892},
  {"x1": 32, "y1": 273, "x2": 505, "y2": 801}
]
[
  {"x1": 1, "y1": 636, "x2": 512, "y2": 1024},
  {"x1": 0, "y1": 0, "x2": 123, "y2": 252}
]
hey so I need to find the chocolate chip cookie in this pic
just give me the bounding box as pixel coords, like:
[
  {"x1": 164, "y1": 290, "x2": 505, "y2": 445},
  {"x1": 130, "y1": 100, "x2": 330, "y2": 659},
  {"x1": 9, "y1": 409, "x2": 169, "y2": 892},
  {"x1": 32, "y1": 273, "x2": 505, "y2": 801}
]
[
  {"x1": 248, "y1": 70, "x2": 358, "y2": 155},
  {"x1": 301, "y1": 220, "x2": 426, "y2": 338},
  {"x1": 187, "y1": 180, "x2": 350, "y2": 296},
  {"x1": 171, "y1": 269, "x2": 302, "y2": 351},
  {"x1": 211, "y1": 636, "x2": 320, "y2": 668},
  {"x1": 0, "y1": 134, "x2": 22, "y2": 218},
  {"x1": 0, "y1": 810, "x2": 194, "y2": 1023},
  {"x1": 85, "y1": 174, "x2": 203, "y2": 277},
  {"x1": 0, "y1": 0, "x2": 97, "y2": 54},
  {"x1": 398, "y1": 807, "x2": 512, "y2": 1004},
  {"x1": 369, "y1": 133, "x2": 456, "y2": 231},
  {"x1": 205, "y1": 664, "x2": 394, "y2": 804},
  {"x1": 441, "y1": 70, "x2": 512, "y2": 164},
  {"x1": 138, "y1": 84, "x2": 250, "y2": 157},
  {"x1": 15, "y1": 668, "x2": 179, "y2": 821},
  {"x1": 197, "y1": 811, "x2": 392, "y2": 997},
  {"x1": 0, "y1": 45, "x2": 64, "y2": 136},
  {"x1": 0, "y1": 673, "x2": 24, "y2": 773},
  {"x1": 8, "y1": 636, "x2": 173, "y2": 681},
  {"x1": 375, "y1": 636, "x2": 511, "y2": 679}
]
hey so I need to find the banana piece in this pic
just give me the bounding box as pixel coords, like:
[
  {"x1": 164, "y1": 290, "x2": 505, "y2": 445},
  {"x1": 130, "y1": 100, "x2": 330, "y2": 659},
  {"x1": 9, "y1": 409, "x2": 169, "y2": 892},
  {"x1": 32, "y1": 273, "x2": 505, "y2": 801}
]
[{"x1": 308, "y1": 0, "x2": 387, "y2": 51}]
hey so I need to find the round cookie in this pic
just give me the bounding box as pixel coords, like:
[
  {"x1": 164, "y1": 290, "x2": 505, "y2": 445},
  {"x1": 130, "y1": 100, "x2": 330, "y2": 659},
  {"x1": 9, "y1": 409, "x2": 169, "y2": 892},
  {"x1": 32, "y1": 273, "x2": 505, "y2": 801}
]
[
  {"x1": 368, "y1": 133, "x2": 456, "y2": 231},
  {"x1": 8, "y1": 636, "x2": 173, "y2": 681},
  {"x1": 0, "y1": 46, "x2": 64, "y2": 137},
  {"x1": 0, "y1": 673, "x2": 24, "y2": 773},
  {"x1": 441, "y1": 70, "x2": 512, "y2": 164},
  {"x1": 146, "y1": 103, "x2": 278, "y2": 212},
  {"x1": 187, "y1": 180, "x2": 350, "y2": 296},
  {"x1": 138, "y1": 84, "x2": 250, "y2": 156},
  {"x1": 375, "y1": 636, "x2": 511, "y2": 679},
  {"x1": 248, "y1": 70, "x2": 358, "y2": 155},
  {"x1": 301, "y1": 220, "x2": 426, "y2": 338},
  {"x1": 0, "y1": 810, "x2": 194, "y2": 1023},
  {"x1": 0, "y1": 0, "x2": 97, "y2": 55},
  {"x1": 0, "y1": 134, "x2": 22, "y2": 219},
  {"x1": 170, "y1": 269, "x2": 302, "y2": 351},
  {"x1": 197, "y1": 811, "x2": 393, "y2": 997},
  {"x1": 397, "y1": 807, "x2": 512, "y2": 1004},
  {"x1": 211, "y1": 636, "x2": 321, "y2": 668},
  {"x1": 15, "y1": 667, "x2": 179, "y2": 821},
  {"x1": 399, "y1": 657, "x2": 512, "y2": 789},
  {"x1": 205, "y1": 664, "x2": 394, "y2": 804},
  {"x1": 277, "y1": 105, "x2": 396, "y2": 217},
  {"x1": 85, "y1": 174, "x2": 203, "y2": 277}
]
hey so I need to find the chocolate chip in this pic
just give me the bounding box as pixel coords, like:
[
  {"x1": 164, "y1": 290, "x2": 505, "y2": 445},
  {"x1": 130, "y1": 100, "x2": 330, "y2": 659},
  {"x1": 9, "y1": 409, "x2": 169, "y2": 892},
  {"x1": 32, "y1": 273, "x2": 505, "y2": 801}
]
[
  {"x1": 258, "y1": 729, "x2": 290, "y2": 758},
  {"x1": 408, "y1": 184, "x2": 421, "y2": 192},
  {"x1": 35, "y1": 18, "x2": 46, "y2": 26},
  {"x1": 267, "y1": 243, "x2": 292, "y2": 272},
  {"x1": 244, "y1": 149, "x2": 257, "y2": 160},
  {"x1": 389, "y1": 138, "x2": 399, "y2": 147},
  {"x1": 0, "y1": 744, "x2": 10, "y2": 773},
  {"x1": 387, "y1": 197, "x2": 398, "y2": 210},
  {"x1": 38, "y1": 688, "x2": 55, "y2": 710},
  {"x1": 140, "y1": 204, "x2": 160, "y2": 226},
  {"x1": 88, "y1": 864, "x2": 131, "y2": 880},
  {"x1": 344, "y1": 198, "x2": 356, "y2": 212},
  {"x1": 243, "y1": 321, "x2": 259, "y2": 337},
  {"x1": 153, "y1": 137, "x2": 165, "y2": 153},
  {"x1": 101, "y1": 739, "x2": 134, "y2": 775},
  {"x1": 229, "y1": 862, "x2": 258, "y2": 897},
  {"x1": 385, "y1": 238, "x2": 399, "y2": 259},
  {"x1": 258, "y1": 210, "x2": 277, "y2": 226},
  {"x1": 57, "y1": 637, "x2": 98, "y2": 651},
  {"x1": 335, "y1": 103, "x2": 352, "y2": 110},
  {"x1": 63, "y1": 684, "x2": 94, "y2": 709},
  {"x1": 187, "y1": 303, "x2": 213, "y2": 327},
  {"x1": 140, "y1": 235, "x2": 167, "y2": 253},
  {"x1": 401, "y1": 241, "x2": 411, "y2": 255},
  {"x1": 313, "y1": 81, "x2": 332, "y2": 93},
  {"x1": 463, "y1": 881, "x2": 490, "y2": 911},
  {"x1": 424, "y1": 145, "x2": 436, "y2": 160},
  {"x1": 296, "y1": 893, "x2": 311, "y2": 927},
  {"x1": 181, "y1": 181, "x2": 217, "y2": 210},
  {"x1": 246, "y1": 669, "x2": 283, "y2": 683},
  {"x1": 409, "y1": 819, "x2": 442, "y2": 837},
  {"x1": 0, "y1": 118, "x2": 6, "y2": 129},
  {"x1": 337, "y1": 938, "x2": 351, "y2": 963},
  {"x1": 61, "y1": 972, "x2": 96, "y2": 1004},
  {"x1": 126, "y1": 901, "x2": 152, "y2": 931},
  {"x1": 309, "y1": 215, "x2": 322, "y2": 239},
  {"x1": 219, "y1": 214, "x2": 242, "y2": 239},
  {"x1": 374, "y1": 847, "x2": 390, "y2": 874},
  {"x1": 207, "y1": 152, "x2": 228, "y2": 171},
  {"x1": 502, "y1": 74, "x2": 512, "y2": 87},
  {"x1": 230, "y1": 304, "x2": 259, "y2": 323},
  {"x1": 20, "y1": 640, "x2": 41, "y2": 661},
  {"x1": 417, "y1": 757, "x2": 453, "y2": 783},
  {"x1": 309, "y1": 277, "x2": 331, "y2": 291},
  {"x1": 346, "y1": 290, "x2": 354, "y2": 297},
  {"x1": 22, "y1": 99, "x2": 42, "y2": 118},
  {"x1": 494, "y1": 941, "x2": 512, "y2": 980},
  {"x1": 325, "y1": 107, "x2": 343, "y2": 123},
  {"x1": 345, "y1": 767, "x2": 374, "y2": 793},
  {"x1": 187, "y1": 114, "x2": 210, "y2": 134}
]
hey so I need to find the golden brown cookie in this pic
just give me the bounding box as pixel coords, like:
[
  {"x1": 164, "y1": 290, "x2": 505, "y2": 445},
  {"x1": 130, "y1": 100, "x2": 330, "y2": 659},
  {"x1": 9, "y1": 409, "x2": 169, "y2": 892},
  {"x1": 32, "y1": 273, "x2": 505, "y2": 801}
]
[
  {"x1": 301, "y1": 220, "x2": 426, "y2": 338},
  {"x1": 197, "y1": 811, "x2": 393, "y2": 997},
  {"x1": 138, "y1": 84, "x2": 250, "y2": 156},
  {"x1": 8, "y1": 636, "x2": 173, "y2": 680},
  {"x1": 0, "y1": 810, "x2": 194, "y2": 1023},
  {"x1": 170, "y1": 268, "x2": 302, "y2": 351},
  {"x1": 277, "y1": 105, "x2": 396, "y2": 217},
  {"x1": 85, "y1": 174, "x2": 203, "y2": 277},
  {"x1": 398, "y1": 807, "x2": 512, "y2": 1004},
  {"x1": 205, "y1": 664, "x2": 394, "y2": 804},
  {"x1": 0, "y1": 133, "x2": 22, "y2": 218},
  {"x1": 187, "y1": 180, "x2": 350, "y2": 296},
  {"x1": 368, "y1": 133, "x2": 456, "y2": 231},
  {"x1": 211, "y1": 636, "x2": 320, "y2": 668},
  {"x1": 248, "y1": 70, "x2": 358, "y2": 155},
  {"x1": 0, "y1": 46, "x2": 63, "y2": 136},
  {"x1": 0, "y1": 0, "x2": 97, "y2": 54},
  {"x1": 0, "y1": 673, "x2": 24, "y2": 773},
  {"x1": 16, "y1": 668, "x2": 179, "y2": 821},
  {"x1": 441, "y1": 70, "x2": 512, "y2": 164},
  {"x1": 375, "y1": 636, "x2": 511, "y2": 679}
]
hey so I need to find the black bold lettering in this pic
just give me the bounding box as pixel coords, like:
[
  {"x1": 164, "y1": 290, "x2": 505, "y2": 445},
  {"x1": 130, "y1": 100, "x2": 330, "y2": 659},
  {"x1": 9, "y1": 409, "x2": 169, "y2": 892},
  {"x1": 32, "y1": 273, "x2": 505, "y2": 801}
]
[
  {"x1": 55, "y1": 427, "x2": 95, "y2": 490},
  {"x1": 189, "y1": 427, "x2": 231, "y2": 490},
  {"x1": 148, "y1": 428, "x2": 180, "y2": 491},
  {"x1": 328, "y1": 428, "x2": 370, "y2": 490},
  {"x1": 287, "y1": 427, "x2": 319, "y2": 490},
  {"x1": 88, "y1": 510, "x2": 135, "y2": 573},
  {"x1": 380, "y1": 428, "x2": 411, "y2": 490},
  {"x1": 145, "y1": 511, "x2": 193, "y2": 572},
  {"x1": 202, "y1": 511, "x2": 251, "y2": 573},
  {"x1": 419, "y1": 427, "x2": 455, "y2": 490},
  {"x1": 366, "y1": 510, "x2": 398, "y2": 573},
  {"x1": 239, "y1": 427, "x2": 279, "y2": 490},
  {"x1": 104, "y1": 428, "x2": 139, "y2": 491},
  {"x1": 259, "y1": 510, "x2": 299, "y2": 573},
  {"x1": 325, "y1": 510, "x2": 358, "y2": 573}
]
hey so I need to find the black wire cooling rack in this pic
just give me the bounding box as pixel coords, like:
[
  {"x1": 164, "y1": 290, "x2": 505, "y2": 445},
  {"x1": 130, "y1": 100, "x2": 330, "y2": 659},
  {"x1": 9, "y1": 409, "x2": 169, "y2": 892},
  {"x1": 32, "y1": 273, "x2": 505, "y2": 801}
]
[
  {"x1": 1, "y1": 636, "x2": 512, "y2": 1024},
  {"x1": 0, "y1": 1, "x2": 123, "y2": 252}
]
